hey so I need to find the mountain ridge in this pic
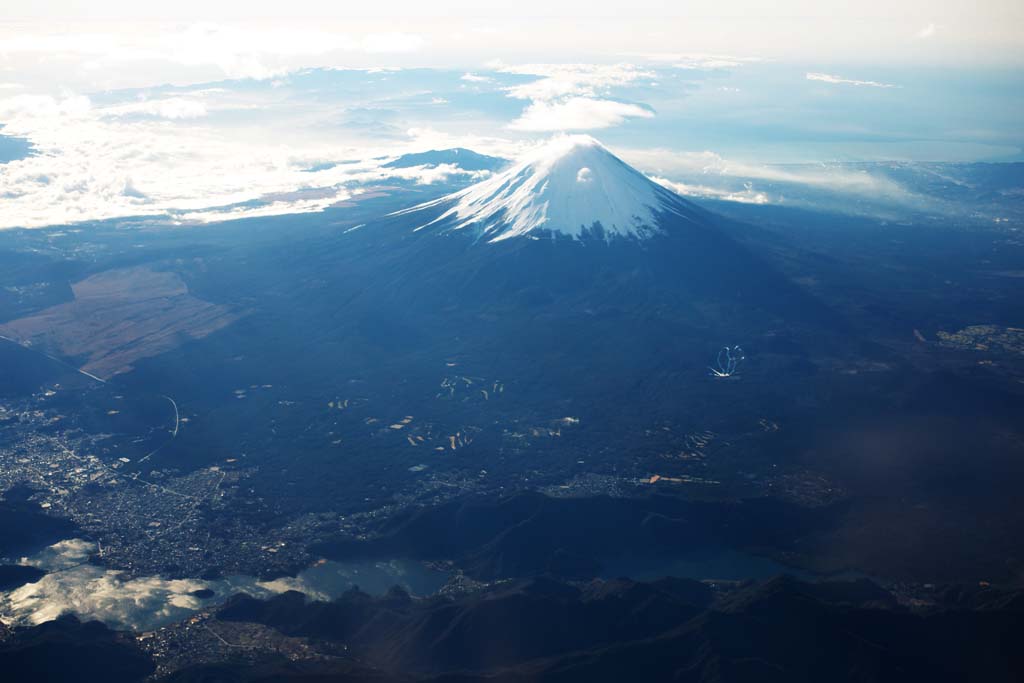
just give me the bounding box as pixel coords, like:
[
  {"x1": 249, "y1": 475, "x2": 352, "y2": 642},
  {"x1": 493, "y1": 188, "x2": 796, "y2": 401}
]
[{"x1": 383, "y1": 148, "x2": 510, "y2": 173}]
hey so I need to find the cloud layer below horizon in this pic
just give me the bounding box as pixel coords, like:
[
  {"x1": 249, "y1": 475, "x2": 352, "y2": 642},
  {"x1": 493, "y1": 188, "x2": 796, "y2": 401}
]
[{"x1": 0, "y1": 38, "x2": 1021, "y2": 229}]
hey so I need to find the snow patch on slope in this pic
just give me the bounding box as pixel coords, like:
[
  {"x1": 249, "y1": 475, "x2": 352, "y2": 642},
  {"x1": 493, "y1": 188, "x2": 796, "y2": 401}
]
[{"x1": 397, "y1": 135, "x2": 694, "y2": 242}]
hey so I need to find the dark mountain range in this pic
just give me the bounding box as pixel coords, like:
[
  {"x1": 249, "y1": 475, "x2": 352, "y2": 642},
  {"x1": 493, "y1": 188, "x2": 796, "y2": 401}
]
[
  {"x1": 0, "y1": 565, "x2": 45, "y2": 592},
  {"x1": 160, "y1": 575, "x2": 1024, "y2": 682},
  {"x1": 383, "y1": 148, "x2": 510, "y2": 173},
  {"x1": 5, "y1": 575, "x2": 1020, "y2": 682},
  {"x1": 310, "y1": 491, "x2": 843, "y2": 581},
  {"x1": 0, "y1": 484, "x2": 79, "y2": 558},
  {"x1": 0, "y1": 615, "x2": 154, "y2": 682}
]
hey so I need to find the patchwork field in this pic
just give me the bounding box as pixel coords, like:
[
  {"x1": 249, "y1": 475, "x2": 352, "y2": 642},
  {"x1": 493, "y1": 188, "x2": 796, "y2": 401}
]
[{"x1": 0, "y1": 267, "x2": 241, "y2": 379}]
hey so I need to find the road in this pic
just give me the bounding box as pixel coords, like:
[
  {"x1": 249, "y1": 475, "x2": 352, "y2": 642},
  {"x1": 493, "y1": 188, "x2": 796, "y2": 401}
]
[
  {"x1": 0, "y1": 334, "x2": 107, "y2": 384},
  {"x1": 138, "y1": 396, "x2": 181, "y2": 463}
]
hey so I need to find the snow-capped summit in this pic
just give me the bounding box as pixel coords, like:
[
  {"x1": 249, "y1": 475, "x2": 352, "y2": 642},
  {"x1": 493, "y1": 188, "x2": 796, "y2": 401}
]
[{"x1": 397, "y1": 135, "x2": 698, "y2": 242}]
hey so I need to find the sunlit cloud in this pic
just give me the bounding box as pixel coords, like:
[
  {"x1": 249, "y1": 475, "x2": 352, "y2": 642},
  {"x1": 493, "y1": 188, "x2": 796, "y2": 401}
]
[
  {"x1": 500, "y1": 63, "x2": 654, "y2": 101},
  {"x1": 630, "y1": 52, "x2": 762, "y2": 70},
  {"x1": 0, "y1": 22, "x2": 428, "y2": 83},
  {"x1": 495, "y1": 63, "x2": 656, "y2": 132},
  {"x1": 916, "y1": 23, "x2": 937, "y2": 39},
  {"x1": 101, "y1": 97, "x2": 209, "y2": 120},
  {"x1": 0, "y1": 41, "x2": 1013, "y2": 231},
  {"x1": 806, "y1": 72, "x2": 899, "y2": 88},
  {"x1": 0, "y1": 539, "x2": 438, "y2": 631},
  {"x1": 0, "y1": 94, "x2": 92, "y2": 119},
  {"x1": 0, "y1": 82, "x2": 500, "y2": 229},
  {"x1": 651, "y1": 175, "x2": 769, "y2": 204},
  {"x1": 359, "y1": 32, "x2": 426, "y2": 54},
  {"x1": 509, "y1": 97, "x2": 654, "y2": 131},
  {"x1": 620, "y1": 146, "x2": 930, "y2": 212},
  {"x1": 176, "y1": 163, "x2": 491, "y2": 223}
]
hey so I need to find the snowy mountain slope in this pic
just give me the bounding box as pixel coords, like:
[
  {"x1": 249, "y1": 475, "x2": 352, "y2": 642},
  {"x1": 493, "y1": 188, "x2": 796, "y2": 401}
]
[{"x1": 393, "y1": 135, "x2": 702, "y2": 242}]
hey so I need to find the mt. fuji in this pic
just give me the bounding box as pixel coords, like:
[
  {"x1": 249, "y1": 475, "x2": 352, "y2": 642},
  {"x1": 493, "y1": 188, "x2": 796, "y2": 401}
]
[
  {"x1": 397, "y1": 135, "x2": 703, "y2": 242},
  {"x1": 134, "y1": 136, "x2": 836, "y2": 496},
  {"x1": 319, "y1": 136, "x2": 824, "y2": 333}
]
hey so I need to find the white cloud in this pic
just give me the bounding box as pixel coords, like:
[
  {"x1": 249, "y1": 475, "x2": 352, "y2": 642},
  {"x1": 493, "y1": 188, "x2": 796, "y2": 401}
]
[
  {"x1": 624, "y1": 147, "x2": 869, "y2": 189},
  {"x1": 102, "y1": 97, "x2": 209, "y2": 120},
  {"x1": 175, "y1": 191, "x2": 355, "y2": 224},
  {"x1": 651, "y1": 175, "x2": 769, "y2": 204},
  {"x1": 0, "y1": 539, "x2": 212, "y2": 631},
  {"x1": 0, "y1": 94, "x2": 92, "y2": 119},
  {"x1": 21, "y1": 538, "x2": 94, "y2": 570},
  {"x1": 0, "y1": 95, "x2": 327, "y2": 226},
  {"x1": 806, "y1": 72, "x2": 900, "y2": 88},
  {"x1": 386, "y1": 162, "x2": 492, "y2": 185},
  {"x1": 0, "y1": 84, "x2": 507, "y2": 229},
  {"x1": 0, "y1": 10, "x2": 1018, "y2": 96},
  {"x1": 175, "y1": 164, "x2": 489, "y2": 223},
  {"x1": 0, "y1": 92, "x2": 300, "y2": 226},
  {"x1": 0, "y1": 22, "x2": 427, "y2": 84},
  {"x1": 631, "y1": 52, "x2": 761, "y2": 70},
  {"x1": 461, "y1": 72, "x2": 492, "y2": 82},
  {"x1": 0, "y1": 539, "x2": 439, "y2": 632},
  {"x1": 497, "y1": 63, "x2": 656, "y2": 132},
  {"x1": 622, "y1": 146, "x2": 930, "y2": 212},
  {"x1": 509, "y1": 97, "x2": 654, "y2": 131},
  {"x1": 917, "y1": 23, "x2": 937, "y2": 39},
  {"x1": 359, "y1": 32, "x2": 426, "y2": 53},
  {"x1": 501, "y1": 63, "x2": 654, "y2": 101}
]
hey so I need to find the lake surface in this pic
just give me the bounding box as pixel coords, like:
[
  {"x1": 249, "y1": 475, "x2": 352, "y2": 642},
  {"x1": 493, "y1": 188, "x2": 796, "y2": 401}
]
[{"x1": 602, "y1": 547, "x2": 808, "y2": 582}]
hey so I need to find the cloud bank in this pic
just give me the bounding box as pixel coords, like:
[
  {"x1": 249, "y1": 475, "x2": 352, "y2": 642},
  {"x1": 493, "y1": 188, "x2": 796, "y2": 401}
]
[
  {"x1": 0, "y1": 539, "x2": 443, "y2": 632},
  {"x1": 806, "y1": 72, "x2": 900, "y2": 88},
  {"x1": 0, "y1": 22, "x2": 429, "y2": 84},
  {"x1": 499, "y1": 63, "x2": 656, "y2": 132},
  {"x1": 0, "y1": 85, "x2": 497, "y2": 229},
  {"x1": 509, "y1": 97, "x2": 654, "y2": 131}
]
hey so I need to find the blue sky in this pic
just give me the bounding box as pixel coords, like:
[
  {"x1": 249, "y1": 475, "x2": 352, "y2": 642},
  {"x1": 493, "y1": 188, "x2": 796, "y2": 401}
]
[{"x1": 0, "y1": 2, "x2": 1021, "y2": 228}]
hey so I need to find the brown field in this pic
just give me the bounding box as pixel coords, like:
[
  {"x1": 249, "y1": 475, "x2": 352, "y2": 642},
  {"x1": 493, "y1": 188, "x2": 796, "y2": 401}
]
[{"x1": 0, "y1": 266, "x2": 242, "y2": 379}]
